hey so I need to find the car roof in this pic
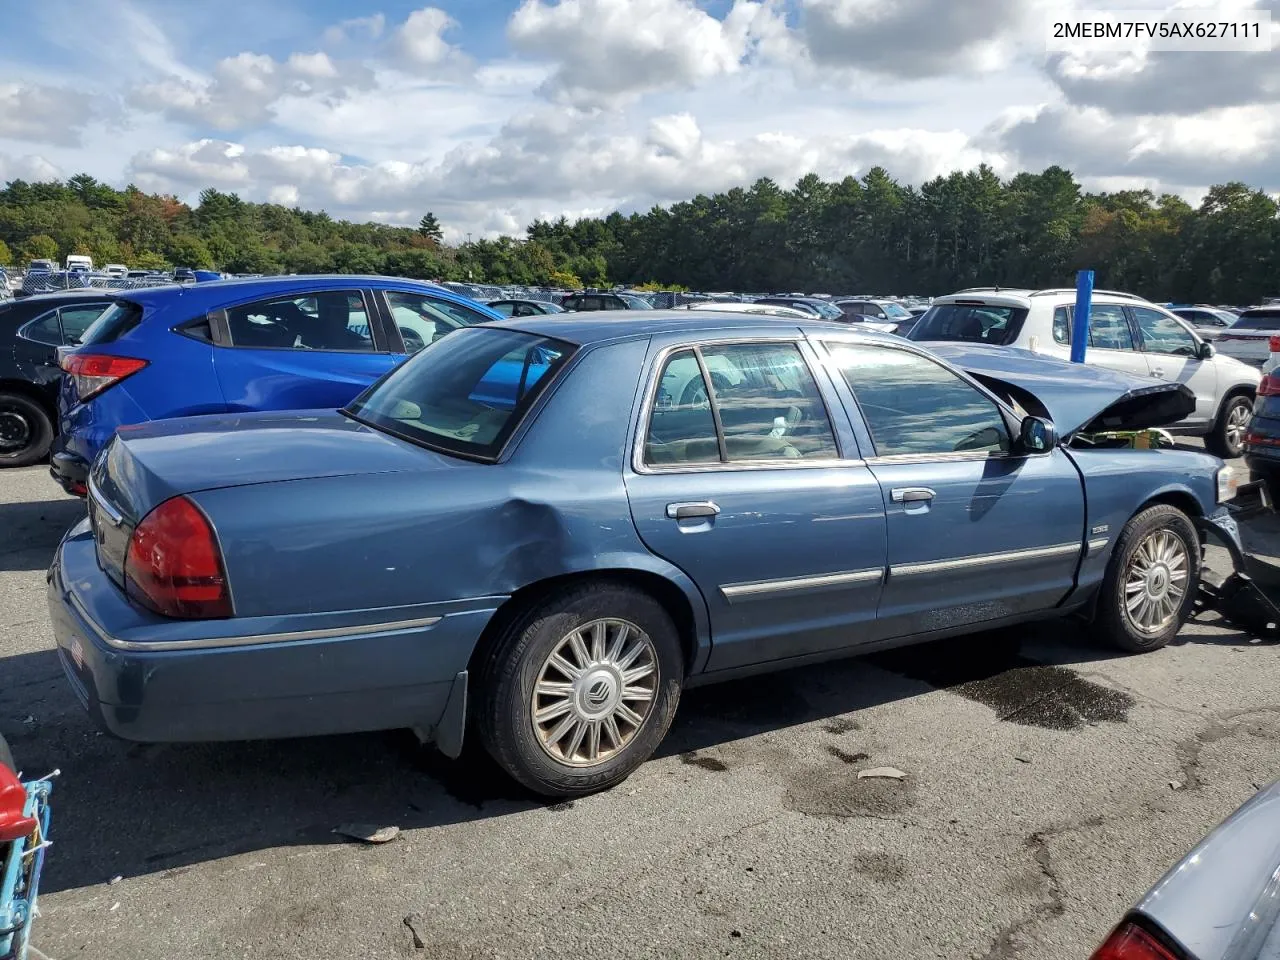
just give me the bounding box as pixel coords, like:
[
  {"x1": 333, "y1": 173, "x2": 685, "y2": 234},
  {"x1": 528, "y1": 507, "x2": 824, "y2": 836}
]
[
  {"x1": 115, "y1": 274, "x2": 456, "y2": 310},
  {"x1": 934, "y1": 288, "x2": 1155, "y2": 309},
  {"x1": 485, "y1": 309, "x2": 857, "y2": 346},
  {"x1": 6, "y1": 290, "x2": 119, "y2": 307}
]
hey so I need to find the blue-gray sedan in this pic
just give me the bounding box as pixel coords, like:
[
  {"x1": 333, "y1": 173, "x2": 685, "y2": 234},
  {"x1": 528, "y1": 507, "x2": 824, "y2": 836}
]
[{"x1": 48, "y1": 313, "x2": 1239, "y2": 796}]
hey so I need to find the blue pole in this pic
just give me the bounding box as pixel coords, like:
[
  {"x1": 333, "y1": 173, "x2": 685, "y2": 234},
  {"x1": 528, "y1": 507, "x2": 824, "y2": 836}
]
[{"x1": 1070, "y1": 269, "x2": 1094, "y2": 363}]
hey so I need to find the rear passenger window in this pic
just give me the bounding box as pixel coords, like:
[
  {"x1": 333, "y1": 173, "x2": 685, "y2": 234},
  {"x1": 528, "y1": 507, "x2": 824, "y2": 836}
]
[
  {"x1": 826, "y1": 343, "x2": 1010, "y2": 458},
  {"x1": 1052, "y1": 306, "x2": 1071, "y2": 344},
  {"x1": 20, "y1": 309, "x2": 64, "y2": 345},
  {"x1": 1086, "y1": 305, "x2": 1134, "y2": 351},
  {"x1": 226, "y1": 291, "x2": 373, "y2": 351},
  {"x1": 643, "y1": 343, "x2": 839, "y2": 467}
]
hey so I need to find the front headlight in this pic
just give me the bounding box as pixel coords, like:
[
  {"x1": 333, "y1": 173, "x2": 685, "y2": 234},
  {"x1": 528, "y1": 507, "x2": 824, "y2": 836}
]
[{"x1": 1218, "y1": 465, "x2": 1240, "y2": 502}]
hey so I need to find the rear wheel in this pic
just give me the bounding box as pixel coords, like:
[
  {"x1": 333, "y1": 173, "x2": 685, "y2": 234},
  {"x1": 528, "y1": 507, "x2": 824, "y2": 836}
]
[
  {"x1": 0, "y1": 392, "x2": 54, "y2": 468},
  {"x1": 1095, "y1": 504, "x2": 1200, "y2": 653},
  {"x1": 1206, "y1": 393, "x2": 1253, "y2": 459},
  {"x1": 475, "y1": 582, "x2": 684, "y2": 797}
]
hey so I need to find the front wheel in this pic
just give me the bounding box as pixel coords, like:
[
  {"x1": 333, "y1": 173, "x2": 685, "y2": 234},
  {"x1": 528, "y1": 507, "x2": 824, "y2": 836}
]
[
  {"x1": 1206, "y1": 393, "x2": 1253, "y2": 459},
  {"x1": 475, "y1": 583, "x2": 684, "y2": 797},
  {"x1": 1095, "y1": 504, "x2": 1200, "y2": 653}
]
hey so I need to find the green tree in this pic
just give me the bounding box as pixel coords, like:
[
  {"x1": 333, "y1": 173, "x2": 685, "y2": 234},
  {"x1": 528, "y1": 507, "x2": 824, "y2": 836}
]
[
  {"x1": 0, "y1": 238, "x2": 11, "y2": 265},
  {"x1": 18, "y1": 233, "x2": 58, "y2": 263},
  {"x1": 418, "y1": 212, "x2": 443, "y2": 244}
]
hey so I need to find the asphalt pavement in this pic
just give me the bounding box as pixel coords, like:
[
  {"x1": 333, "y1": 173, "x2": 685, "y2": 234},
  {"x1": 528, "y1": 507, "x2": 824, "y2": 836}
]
[{"x1": 2, "y1": 459, "x2": 1278, "y2": 960}]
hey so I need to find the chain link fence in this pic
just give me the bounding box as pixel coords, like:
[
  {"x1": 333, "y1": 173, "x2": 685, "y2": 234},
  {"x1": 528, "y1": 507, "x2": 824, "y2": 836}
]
[{"x1": 16, "y1": 272, "x2": 181, "y2": 296}]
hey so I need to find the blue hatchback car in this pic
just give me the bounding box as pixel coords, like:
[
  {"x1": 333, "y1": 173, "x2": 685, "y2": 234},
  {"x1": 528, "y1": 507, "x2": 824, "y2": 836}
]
[
  {"x1": 48, "y1": 314, "x2": 1240, "y2": 797},
  {"x1": 50, "y1": 275, "x2": 501, "y2": 494}
]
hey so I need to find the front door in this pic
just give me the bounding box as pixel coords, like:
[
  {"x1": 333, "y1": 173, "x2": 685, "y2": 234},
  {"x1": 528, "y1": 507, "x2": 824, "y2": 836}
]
[
  {"x1": 625, "y1": 339, "x2": 888, "y2": 672},
  {"x1": 1129, "y1": 306, "x2": 1217, "y2": 427},
  {"x1": 213, "y1": 289, "x2": 398, "y2": 411},
  {"x1": 819, "y1": 340, "x2": 1085, "y2": 638}
]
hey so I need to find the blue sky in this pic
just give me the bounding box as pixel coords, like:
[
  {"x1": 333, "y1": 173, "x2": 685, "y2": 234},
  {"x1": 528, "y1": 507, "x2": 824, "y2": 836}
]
[{"x1": 1, "y1": 0, "x2": 1275, "y2": 241}]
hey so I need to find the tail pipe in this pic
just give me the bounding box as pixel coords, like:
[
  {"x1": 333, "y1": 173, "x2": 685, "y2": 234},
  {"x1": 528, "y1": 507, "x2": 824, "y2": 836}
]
[{"x1": 1194, "y1": 481, "x2": 1280, "y2": 640}]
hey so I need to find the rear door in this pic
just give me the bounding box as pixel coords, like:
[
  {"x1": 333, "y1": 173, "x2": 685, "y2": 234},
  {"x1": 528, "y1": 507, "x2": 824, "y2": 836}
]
[
  {"x1": 1128, "y1": 305, "x2": 1215, "y2": 426},
  {"x1": 625, "y1": 337, "x2": 888, "y2": 672},
  {"x1": 818, "y1": 339, "x2": 1085, "y2": 639},
  {"x1": 212, "y1": 288, "x2": 398, "y2": 412}
]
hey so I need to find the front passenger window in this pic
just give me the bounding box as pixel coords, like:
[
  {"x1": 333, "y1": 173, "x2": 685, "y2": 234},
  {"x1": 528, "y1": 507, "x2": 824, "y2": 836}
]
[
  {"x1": 826, "y1": 343, "x2": 1010, "y2": 458},
  {"x1": 1132, "y1": 307, "x2": 1198, "y2": 357}
]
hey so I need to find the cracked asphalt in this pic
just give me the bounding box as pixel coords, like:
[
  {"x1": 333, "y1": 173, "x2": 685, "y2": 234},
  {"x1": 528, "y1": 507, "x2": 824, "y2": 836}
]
[{"x1": 2, "y1": 460, "x2": 1279, "y2": 960}]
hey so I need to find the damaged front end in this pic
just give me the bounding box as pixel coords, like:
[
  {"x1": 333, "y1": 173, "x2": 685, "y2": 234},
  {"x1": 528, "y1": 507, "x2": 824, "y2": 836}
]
[{"x1": 1194, "y1": 481, "x2": 1280, "y2": 640}]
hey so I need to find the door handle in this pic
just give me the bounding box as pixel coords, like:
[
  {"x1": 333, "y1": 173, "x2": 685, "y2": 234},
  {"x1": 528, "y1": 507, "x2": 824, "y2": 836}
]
[
  {"x1": 890, "y1": 487, "x2": 935, "y2": 504},
  {"x1": 1151, "y1": 368, "x2": 1166, "y2": 378},
  {"x1": 666, "y1": 501, "x2": 720, "y2": 520}
]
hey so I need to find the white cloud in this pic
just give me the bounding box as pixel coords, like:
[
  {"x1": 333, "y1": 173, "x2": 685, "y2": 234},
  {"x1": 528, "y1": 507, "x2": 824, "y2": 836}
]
[
  {"x1": 0, "y1": 84, "x2": 98, "y2": 146},
  {"x1": 393, "y1": 7, "x2": 471, "y2": 75},
  {"x1": 0, "y1": 152, "x2": 63, "y2": 183},
  {"x1": 323, "y1": 13, "x2": 386, "y2": 44},
  {"x1": 128, "y1": 50, "x2": 375, "y2": 130},
  {"x1": 507, "y1": 0, "x2": 767, "y2": 108}
]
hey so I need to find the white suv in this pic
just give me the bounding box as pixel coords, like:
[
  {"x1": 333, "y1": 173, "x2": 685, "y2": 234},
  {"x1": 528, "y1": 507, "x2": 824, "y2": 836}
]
[{"x1": 909, "y1": 287, "x2": 1261, "y2": 458}]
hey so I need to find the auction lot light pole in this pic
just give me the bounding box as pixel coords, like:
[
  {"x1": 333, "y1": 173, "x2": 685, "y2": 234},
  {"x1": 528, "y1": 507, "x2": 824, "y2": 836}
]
[{"x1": 1070, "y1": 269, "x2": 1093, "y2": 364}]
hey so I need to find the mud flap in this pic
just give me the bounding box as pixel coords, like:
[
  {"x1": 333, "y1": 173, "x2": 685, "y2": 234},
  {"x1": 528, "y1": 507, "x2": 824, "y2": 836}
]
[{"x1": 1194, "y1": 486, "x2": 1280, "y2": 640}]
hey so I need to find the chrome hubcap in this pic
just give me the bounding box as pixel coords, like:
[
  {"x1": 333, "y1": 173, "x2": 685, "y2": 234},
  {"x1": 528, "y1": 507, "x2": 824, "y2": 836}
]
[
  {"x1": 1226, "y1": 402, "x2": 1251, "y2": 452},
  {"x1": 1124, "y1": 530, "x2": 1190, "y2": 634},
  {"x1": 531, "y1": 618, "x2": 658, "y2": 767},
  {"x1": 0, "y1": 409, "x2": 30, "y2": 451}
]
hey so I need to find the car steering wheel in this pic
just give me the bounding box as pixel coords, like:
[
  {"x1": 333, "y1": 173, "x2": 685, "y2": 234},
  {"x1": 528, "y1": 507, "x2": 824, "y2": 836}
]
[
  {"x1": 400, "y1": 327, "x2": 426, "y2": 353},
  {"x1": 679, "y1": 372, "x2": 732, "y2": 408}
]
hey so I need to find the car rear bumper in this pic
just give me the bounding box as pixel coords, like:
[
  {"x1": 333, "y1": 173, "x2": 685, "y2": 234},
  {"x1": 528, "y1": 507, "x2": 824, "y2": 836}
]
[
  {"x1": 47, "y1": 521, "x2": 497, "y2": 745},
  {"x1": 48, "y1": 445, "x2": 89, "y2": 496}
]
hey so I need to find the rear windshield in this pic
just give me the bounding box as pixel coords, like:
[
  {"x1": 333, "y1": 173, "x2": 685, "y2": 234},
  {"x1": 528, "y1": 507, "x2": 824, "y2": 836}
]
[
  {"x1": 908, "y1": 303, "x2": 1029, "y2": 345},
  {"x1": 344, "y1": 327, "x2": 575, "y2": 460},
  {"x1": 1232, "y1": 311, "x2": 1280, "y2": 330},
  {"x1": 77, "y1": 300, "x2": 140, "y2": 345}
]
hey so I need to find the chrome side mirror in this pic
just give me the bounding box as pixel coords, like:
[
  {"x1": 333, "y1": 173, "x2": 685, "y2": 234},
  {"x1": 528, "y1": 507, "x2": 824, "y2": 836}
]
[{"x1": 1019, "y1": 416, "x2": 1058, "y2": 453}]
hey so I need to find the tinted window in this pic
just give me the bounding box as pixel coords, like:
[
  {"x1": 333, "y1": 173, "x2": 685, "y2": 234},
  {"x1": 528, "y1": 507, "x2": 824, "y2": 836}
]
[
  {"x1": 59, "y1": 304, "x2": 111, "y2": 342},
  {"x1": 78, "y1": 300, "x2": 142, "y2": 345},
  {"x1": 620, "y1": 295, "x2": 652, "y2": 310},
  {"x1": 20, "y1": 309, "x2": 64, "y2": 345},
  {"x1": 1232, "y1": 311, "x2": 1280, "y2": 330},
  {"x1": 487, "y1": 302, "x2": 516, "y2": 317},
  {"x1": 226, "y1": 291, "x2": 373, "y2": 351},
  {"x1": 644, "y1": 350, "x2": 721, "y2": 466},
  {"x1": 908, "y1": 304, "x2": 1027, "y2": 345},
  {"x1": 1132, "y1": 307, "x2": 1197, "y2": 356},
  {"x1": 388, "y1": 291, "x2": 483, "y2": 354},
  {"x1": 346, "y1": 327, "x2": 573, "y2": 460},
  {"x1": 826, "y1": 343, "x2": 1010, "y2": 458}
]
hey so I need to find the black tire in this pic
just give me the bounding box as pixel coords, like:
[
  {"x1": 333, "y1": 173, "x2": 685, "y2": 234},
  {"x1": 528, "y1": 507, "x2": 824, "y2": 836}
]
[
  {"x1": 474, "y1": 582, "x2": 684, "y2": 798},
  {"x1": 0, "y1": 734, "x2": 15, "y2": 775},
  {"x1": 1095, "y1": 504, "x2": 1201, "y2": 653},
  {"x1": 1205, "y1": 392, "x2": 1253, "y2": 459},
  {"x1": 0, "y1": 392, "x2": 54, "y2": 468}
]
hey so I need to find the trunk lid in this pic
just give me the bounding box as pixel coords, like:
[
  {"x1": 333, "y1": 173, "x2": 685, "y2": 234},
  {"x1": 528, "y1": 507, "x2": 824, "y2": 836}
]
[
  {"x1": 926, "y1": 343, "x2": 1196, "y2": 437},
  {"x1": 87, "y1": 410, "x2": 460, "y2": 586}
]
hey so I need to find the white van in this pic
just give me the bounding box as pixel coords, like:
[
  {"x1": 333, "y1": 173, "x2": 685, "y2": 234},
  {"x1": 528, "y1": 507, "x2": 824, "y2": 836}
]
[{"x1": 65, "y1": 254, "x2": 93, "y2": 272}]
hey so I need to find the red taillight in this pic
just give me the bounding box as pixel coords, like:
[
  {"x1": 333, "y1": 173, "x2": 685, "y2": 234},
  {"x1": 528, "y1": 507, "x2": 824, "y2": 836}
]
[
  {"x1": 1259, "y1": 374, "x2": 1280, "y2": 397},
  {"x1": 1270, "y1": 336, "x2": 1280, "y2": 353},
  {"x1": 60, "y1": 353, "x2": 147, "y2": 401},
  {"x1": 1090, "y1": 921, "x2": 1182, "y2": 960},
  {"x1": 124, "y1": 496, "x2": 232, "y2": 619}
]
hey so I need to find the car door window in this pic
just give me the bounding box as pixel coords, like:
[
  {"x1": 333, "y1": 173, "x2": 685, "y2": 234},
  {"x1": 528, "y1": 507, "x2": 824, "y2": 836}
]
[
  {"x1": 226, "y1": 291, "x2": 374, "y2": 352},
  {"x1": 1132, "y1": 307, "x2": 1198, "y2": 357},
  {"x1": 58, "y1": 304, "x2": 111, "y2": 343},
  {"x1": 826, "y1": 343, "x2": 1010, "y2": 457},
  {"x1": 643, "y1": 343, "x2": 839, "y2": 466},
  {"x1": 1085, "y1": 305, "x2": 1135, "y2": 351},
  {"x1": 386, "y1": 292, "x2": 486, "y2": 354},
  {"x1": 644, "y1": 350, "x2": 721, "y2": 466},
  {"x1": 1053, "y1": 306, "x2": 1071, "y2": 344},
  {"x1": 19, "y1": 309, "x2": 64, "y2": 346}
]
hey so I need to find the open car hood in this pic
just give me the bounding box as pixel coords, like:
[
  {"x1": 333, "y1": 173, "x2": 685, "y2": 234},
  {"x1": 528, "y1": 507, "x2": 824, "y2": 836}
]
[{"x1": 925, "y1": 343, "x2": 1196, "y2": 437}]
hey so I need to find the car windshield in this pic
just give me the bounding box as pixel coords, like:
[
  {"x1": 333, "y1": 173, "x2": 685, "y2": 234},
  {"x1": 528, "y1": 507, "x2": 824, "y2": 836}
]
[
  {"x1": 345, "y1": 327, "x2": 575, "y2": 460},
  {"x1": 620, "y1": 295, "x2": 653, "y2": 309},
  {"x1": 907, "y1": 303, "x2": 1028, "y2": 345},
  {"x1": 803, "y1": 301, "x2": 842, "y2": 320},
  {"x1": 880, "y1": 302, "x2": 912, "y2": 320}
]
